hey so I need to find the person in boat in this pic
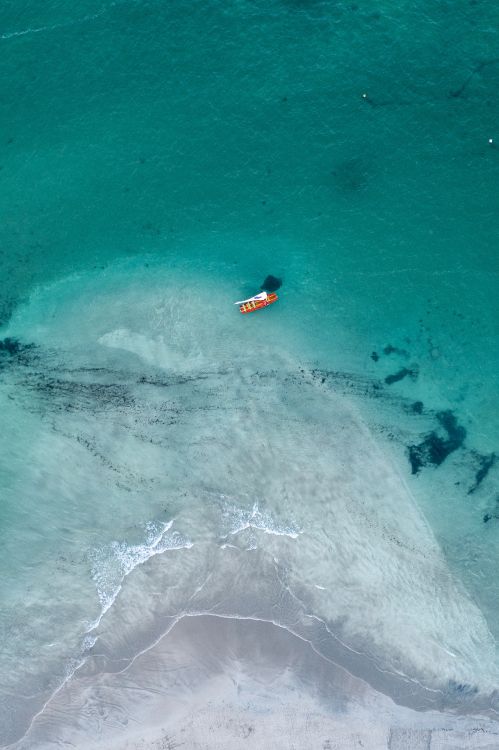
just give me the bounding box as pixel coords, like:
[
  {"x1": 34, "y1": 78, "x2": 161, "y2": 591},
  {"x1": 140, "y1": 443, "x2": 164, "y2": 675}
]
[{"x1": 233, "y1": 291, "x2": 269, "y2": 306}]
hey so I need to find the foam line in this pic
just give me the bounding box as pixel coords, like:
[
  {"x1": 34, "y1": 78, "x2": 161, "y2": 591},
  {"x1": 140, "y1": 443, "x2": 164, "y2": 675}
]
[
  {"x1": 0, "y1": 2, "x2": 119, "y2": 41},
  {"x1": 221, "y1": 499, "x2": 302, "y2": 540},
  {"x1": 88, "y1": 520, "x2": 193, "y2": 630}
]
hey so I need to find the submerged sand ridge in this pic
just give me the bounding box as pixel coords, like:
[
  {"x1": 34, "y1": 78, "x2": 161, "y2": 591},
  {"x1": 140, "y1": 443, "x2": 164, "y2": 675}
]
[{"x1": 1, "y1": 262, "x2": 499, "y2": 746}]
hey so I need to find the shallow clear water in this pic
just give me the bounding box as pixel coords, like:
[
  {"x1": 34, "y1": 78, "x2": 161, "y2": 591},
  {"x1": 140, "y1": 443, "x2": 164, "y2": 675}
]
[{"x1": 1, "y1": 0, "x2": 499, "y2": 745}]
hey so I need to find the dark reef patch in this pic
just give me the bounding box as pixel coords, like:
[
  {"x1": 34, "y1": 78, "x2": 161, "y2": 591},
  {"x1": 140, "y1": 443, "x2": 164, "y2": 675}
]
[
  {"x1": 383, "y1": 344, "x2": 409, "y2": 357},
  {"x1": 370, "y1": 351, "x2": 379, "y2": 362},
  {"x1": 468, "y1": 452, "x2": 496, "y2": 495},
  {"x1": 261, "y1": 275, "x2": 282, "y2": 293},
  {"x1": 0, "y1": 338, "x2": 24, "y2": 355},
  {"x1": 410, "y1": 401, "x2": 424, "y2": 414},
  {"x1": 384, "y1": 366, "x2": 418, "y2": 385},
  {"x1": 408, "y1": 410, "x2": 466, "y2": 474},
  {"x1": 483, "y1": 497, "x2": 499, "y2": 523},
  {"x1": 0, "y1": 338, "x2": 35, "y2": 368}
]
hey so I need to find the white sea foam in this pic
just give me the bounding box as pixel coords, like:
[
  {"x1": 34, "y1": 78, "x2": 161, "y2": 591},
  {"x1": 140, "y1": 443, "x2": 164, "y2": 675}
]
[
  {"x1": 220, "y1": 497, "x2": 302, "y2": 541},
  {"x1": 0, "y1": 2, "x2": 120, "y2": 41},
  {"x1": 88, "y1": 520, "x2": 193, "y2": 626}
]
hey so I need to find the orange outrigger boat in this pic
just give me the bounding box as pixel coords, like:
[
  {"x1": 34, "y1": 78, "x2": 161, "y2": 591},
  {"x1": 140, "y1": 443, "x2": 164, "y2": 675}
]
[{"x1": 234, "y1": 291, "x2": 278, "y2": 314}]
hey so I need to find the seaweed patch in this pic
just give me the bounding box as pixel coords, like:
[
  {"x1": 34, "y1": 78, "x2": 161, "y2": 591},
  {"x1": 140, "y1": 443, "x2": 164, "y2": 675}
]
[
  {"x1": 385, "y1": 365, "x2": 418, "y2": 385},
  {"x1": 468, "y1": 452, "x2": 496, "y2": 495},
  {"x1": 22, "y1": 374, "x2": 136, "y2": 414},
  {"x1": 408, "y1": 410, "x2": 466, "y2": 474},
  {"x1": 483, "y1": 497, "x2": 499, "y2": 523},
  {"x1": 383, "y1": 344, "x2": 409, "y2": 357},
  {"x1": 0, "y1": 338, "x2": 27, "y2": 355},
  {"x1": 311, "y1": 368, "x2": 385, "y2": 399},
  {"x1": 447, "y1": 680, "x2": 478, "y2": 699},
  {"x1": 0, "y1": 338, "x2": 35, "y2": 369}
]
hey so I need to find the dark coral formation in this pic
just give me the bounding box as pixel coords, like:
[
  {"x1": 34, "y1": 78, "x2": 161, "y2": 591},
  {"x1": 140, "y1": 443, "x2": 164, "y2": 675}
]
[
  {"x1": 385, "y1": 366, "x2": 418, "y2": 385},
  {"x1": 408, "y1": 411, "x2": 466, "y2": 474}
]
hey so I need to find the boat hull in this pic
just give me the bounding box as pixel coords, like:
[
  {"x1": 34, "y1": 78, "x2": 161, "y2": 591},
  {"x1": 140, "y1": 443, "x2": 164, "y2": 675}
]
[{"x1": 239, "y1": 293, "x2": 278, "y2": 314}]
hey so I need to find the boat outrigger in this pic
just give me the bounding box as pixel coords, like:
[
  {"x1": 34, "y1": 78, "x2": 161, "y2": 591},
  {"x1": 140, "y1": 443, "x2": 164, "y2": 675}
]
[{"x1": 234, "y1": 291, "x2": 278, "y2": 314}]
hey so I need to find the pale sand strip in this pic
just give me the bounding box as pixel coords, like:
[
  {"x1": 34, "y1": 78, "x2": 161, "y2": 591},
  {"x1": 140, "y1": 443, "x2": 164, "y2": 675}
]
[{"x1": 12, "y1": 615, "x2": 499, "y2": 750}]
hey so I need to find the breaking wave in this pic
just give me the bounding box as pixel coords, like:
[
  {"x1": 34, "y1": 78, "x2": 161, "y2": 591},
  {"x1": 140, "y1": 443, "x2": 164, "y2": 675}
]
[{"x1": 88, "y1": 520, "x2": 193, "y2": 623}]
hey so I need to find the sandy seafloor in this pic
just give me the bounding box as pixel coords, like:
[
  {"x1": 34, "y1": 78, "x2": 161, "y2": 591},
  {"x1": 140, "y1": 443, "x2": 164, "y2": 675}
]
[
  {"x1": 2, "y1": 0, "x2": 499, "y2": 747},
  {"x1": 2, "y1": 259, "x2": 499, "y2": 749},
  {"x1": 17, "y1": 617, "x2": 499, "y2": 750}
]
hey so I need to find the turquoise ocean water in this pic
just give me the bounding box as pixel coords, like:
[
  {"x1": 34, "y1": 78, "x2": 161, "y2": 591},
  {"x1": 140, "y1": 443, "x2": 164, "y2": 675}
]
[{"x1": 1, "y1": 0, "x2": 499, "y2": 744}]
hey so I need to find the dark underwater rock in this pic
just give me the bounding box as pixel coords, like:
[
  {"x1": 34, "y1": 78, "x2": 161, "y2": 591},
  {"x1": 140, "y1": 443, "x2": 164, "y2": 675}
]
[
  {"x1": 408, "y1": 410, "x2": 466, "y2": 474},
  {"x1": 261, "y1": 275, "x2": 282, "y2": 293}
]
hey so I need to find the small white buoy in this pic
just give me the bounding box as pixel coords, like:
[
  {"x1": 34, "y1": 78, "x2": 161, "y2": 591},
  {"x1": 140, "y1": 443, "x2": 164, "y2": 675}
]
[{"x1": 488, "y1": 138, "x2": 494, "y2": 145}]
